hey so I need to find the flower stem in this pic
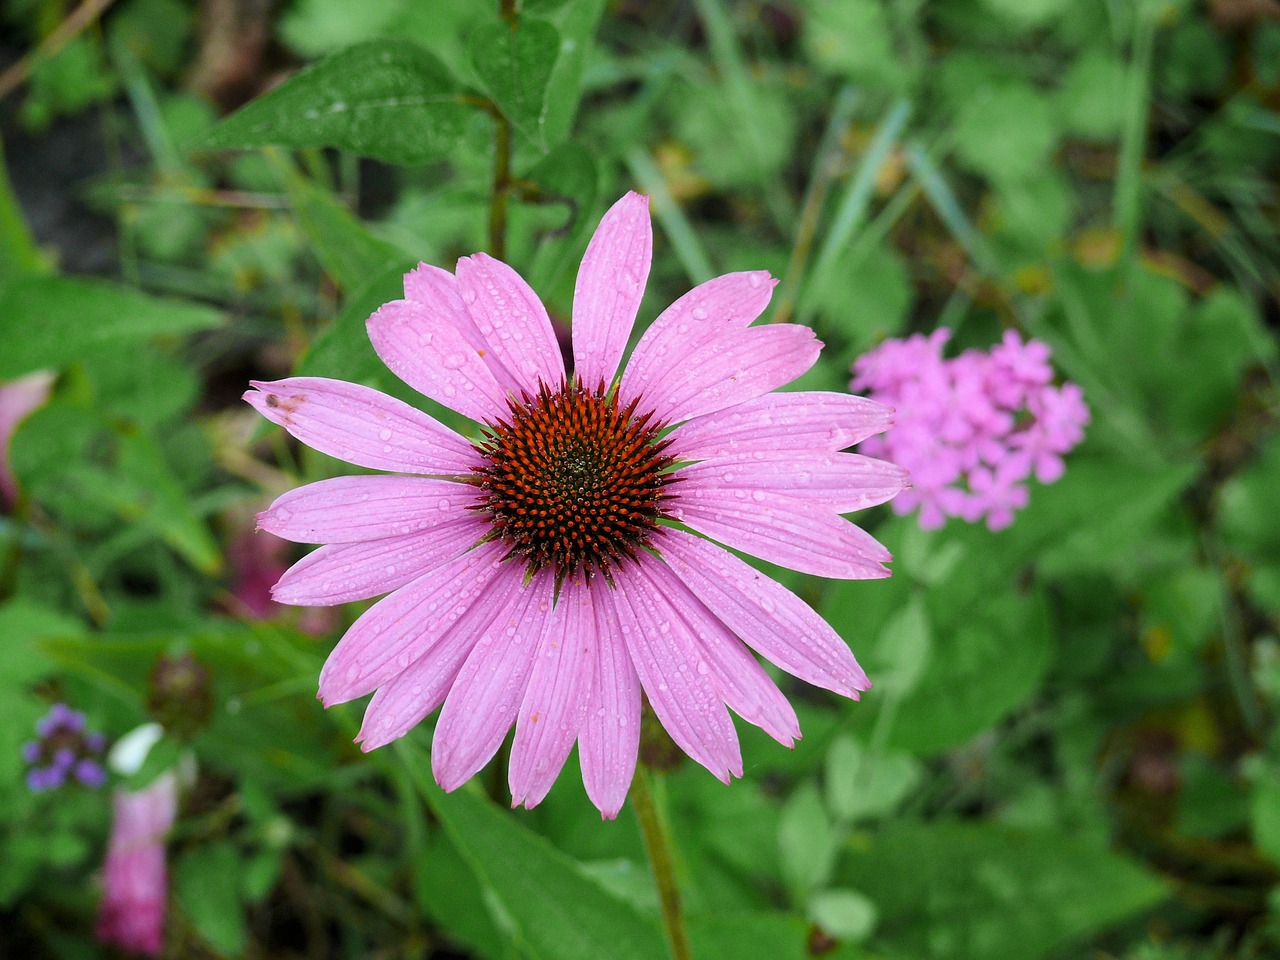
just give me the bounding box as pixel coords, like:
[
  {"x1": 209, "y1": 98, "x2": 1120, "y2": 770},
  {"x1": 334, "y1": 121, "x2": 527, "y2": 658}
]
[
  {"x1": 487, "y1": 0, "x2": 517, "y2": 261},
  {"x1": 489, "y1": 112, "x2": 512, "y2": 262},
  {"x1": 631, "y1": 767, "x2": 693, "y2": 960}
]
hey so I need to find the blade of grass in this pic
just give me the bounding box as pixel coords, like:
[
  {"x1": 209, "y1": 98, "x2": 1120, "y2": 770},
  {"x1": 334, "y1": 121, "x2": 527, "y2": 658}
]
[
  {"x1": 772, "y1": 84, "x2": 860, "y2": 326},
  {"x1": 625, "y1": 146, "x2": 715, "y2": 285},
  {"x1": 1112, "y1": 11, "x2": 1155, "y2": 266},
  {"x1": 806, "y1": 99, "x2": 912, "y2": 301},
  {"x1": 689, "y1": 0, "x2": 794, "y2": 226},
  {"x1": 903, "y1": 140, "x2": 996, "y2": 276}
]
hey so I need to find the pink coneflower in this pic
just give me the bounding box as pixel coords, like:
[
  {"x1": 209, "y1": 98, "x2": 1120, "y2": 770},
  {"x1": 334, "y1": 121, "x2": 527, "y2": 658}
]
[{"x1": 247, "y1": 193, "x2": 906, "y2": 818}]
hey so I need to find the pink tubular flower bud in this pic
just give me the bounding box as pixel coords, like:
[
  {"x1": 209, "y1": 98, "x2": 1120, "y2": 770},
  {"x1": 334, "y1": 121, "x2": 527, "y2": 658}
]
[{"x1": 95, "y1": 772, "x2": 178, "y2": 957}]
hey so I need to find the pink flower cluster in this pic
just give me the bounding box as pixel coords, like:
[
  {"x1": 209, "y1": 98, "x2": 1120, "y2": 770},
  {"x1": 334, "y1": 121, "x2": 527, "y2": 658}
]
[{"x1": 851, "y1": 328, "x2": 1089, "y2": 531}]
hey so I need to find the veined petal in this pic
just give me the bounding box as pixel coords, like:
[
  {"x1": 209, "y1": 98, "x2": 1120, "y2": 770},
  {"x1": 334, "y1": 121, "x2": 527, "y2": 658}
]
[
  {"x1": 577, "y1": 580, "x2": 641, "y2": 819},
  {"x1": 636, "y1": 560, "x2": 799, "y2": 746},
  {"x1": 678, "y1": 453, "x2": 909, "y2": 514},
  {"x1": 317, "y1": 541, "x2": 506, "y2": 705},
  {"x1": 670, "y1": 392, "x2": 895, "y2": 459},
  {"x1": 432, "y1": 572, "x2": 555, "y2": 791},
  {"x1": 631, "y1": 326, "x2": 820, "y2": 425},
  {"x1": 509, "y1": 577, "x2": 597, "y2": 810},
  {"x1": 572, "y1": 192, "x2": 652, "y2": 388},
  {"x1": 244, "y1": 377, "x2": 476, "y2": 475},
  {"x1": 613, "y1": 566, "x2": 742, "y2": 782},
  {"x1": 403, "y1": 262, "x2": 525, "y2": 396},
  {"x1": 456, "y1": 253, "x2": 566, "y2": 396},
  {"x1": 355, "y1": 654, "x2": 457, "y2": 752},
  {"x1": 258, "y1": 476, "x2": 478, "y2": 544},
  {"x1": 272, "y1": 516, "x2": 489, "y2": 606},
  {"x1": 621, "y1": 272, "x2": 775, "y2": 406},
  {"x1": 673, "y1": 490, "x2": 891, "y2": 580},
  {"x1": 355, "y1": 567, "x2": 527, "y2": 751},
  {"x1": 367, "y1": 298, "x2": 508, "y2": 423},
  {"x1": 655, "y1": 529, "x2": 871, "y2": 698}
]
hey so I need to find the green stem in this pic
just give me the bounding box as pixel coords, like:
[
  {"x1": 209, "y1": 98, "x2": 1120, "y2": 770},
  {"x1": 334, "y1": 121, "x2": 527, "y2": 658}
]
[
  {"x1": 631, "y1": 767, "x2": 693, "y2": 960},
  {"x1": 489, "y1": 110, "x2": 512, "y2": 262}
]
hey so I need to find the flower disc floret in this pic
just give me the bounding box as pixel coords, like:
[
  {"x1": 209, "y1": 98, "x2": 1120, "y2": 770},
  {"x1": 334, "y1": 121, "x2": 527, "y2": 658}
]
[{"x1": 471, "y1": 381, "x2": 678, "y2": 580}]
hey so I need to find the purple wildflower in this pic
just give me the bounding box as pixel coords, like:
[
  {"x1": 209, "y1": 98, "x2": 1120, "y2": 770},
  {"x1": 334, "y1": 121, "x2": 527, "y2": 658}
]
[
  {"x1": 851, "y1": 328, "x2": 1089, "y2": 531},
  {"x1": 247, "y1": 193, "x2": 906, "y2": 818},
  {"x1": 23, "y1": 703, "x2": 107, "y2": 792}
]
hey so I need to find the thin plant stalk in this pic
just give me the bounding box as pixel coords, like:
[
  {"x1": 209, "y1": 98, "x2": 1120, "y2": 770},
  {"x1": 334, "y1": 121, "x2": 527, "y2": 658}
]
[{"x1": 631, "y1": 767, "x2": 693, "y2": 960}]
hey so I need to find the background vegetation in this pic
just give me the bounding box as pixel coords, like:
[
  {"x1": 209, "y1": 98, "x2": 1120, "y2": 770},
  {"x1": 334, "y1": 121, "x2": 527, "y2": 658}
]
[{"x1": 1, "y1": 0, "x2": 1278, "y2": 957}]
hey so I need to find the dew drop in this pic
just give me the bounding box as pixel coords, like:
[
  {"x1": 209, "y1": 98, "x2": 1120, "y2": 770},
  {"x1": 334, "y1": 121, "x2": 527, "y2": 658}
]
[
  {"x1": 379, "y1": 428, "x2": 393, "y2": 441},
  {"x1": 697, "y1": 660, "x2": 710, "y2": 676},
  {"x1": 751, "y1": 490, "x2": 766, "y2": 502},
  {"x1": 691, "y1": 306, "x2": 708, "y2": 321}
]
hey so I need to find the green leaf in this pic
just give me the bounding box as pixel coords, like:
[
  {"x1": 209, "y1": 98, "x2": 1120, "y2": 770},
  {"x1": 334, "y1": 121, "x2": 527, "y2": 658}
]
[
  {"x1": 808, "y1": 888, "x2": 878, "y2": 942},
  {"x1": 541, "y1": 0, "x2": 606, "y2": 145},
  {"x1": 175, "y1": 843, "x2": 248, "y2": 956},
  {"x1": 886, "y1": 592, "x2": 1051, "y2": 754},
  {"x1": 0, "y1": 275, "x2": 221, "y2": 379},
  {"x1": 688, "y1": 913, "x2": 847, "y2": 960},
  {"x1": 273, "y1": 158, "x2": 406, "y2": 291},
  {"x1": 408, "y1": 754, "x2": 666, "y2": 960},
  {"x1": 116, "y1": 428, "x2": 222, "y2": 575},
  {"x1": 204, "y1": 40, "x2": 469, "y2": 165},
  {"x1": 778, "y1": 781, "x2": 839, "y2": 893},
  {"x1": 1254, "y1": 771, "x2": 1280, "y2": 865},
  {"x1": 825, "y1": 735, "x2": 922, "y2": 824},
  {"x1": 295, "y1": 260, "x2": 418, "y2": 398},
  {"x1": 469, "y1": 18, "x2": 561, "y2": 147},
  {"x1": 840, "y1": 822, "x2": 1166, "y2": 960},
  {"x1": 954, "y1": 83, "x2": 1058, "y2": 183}
]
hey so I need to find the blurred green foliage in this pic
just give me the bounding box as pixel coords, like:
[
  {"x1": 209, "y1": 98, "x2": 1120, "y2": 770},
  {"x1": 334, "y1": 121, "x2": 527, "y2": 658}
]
[{"x1": 1, "y1": 0, "x2": 1278, "y2": 958}]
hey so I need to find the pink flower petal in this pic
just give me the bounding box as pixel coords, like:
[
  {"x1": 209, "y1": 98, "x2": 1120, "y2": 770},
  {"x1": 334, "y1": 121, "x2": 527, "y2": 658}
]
[
  {"x1": 673, "y1": 490, "x2": 891, "y2": 580},
  {"x1": 403, "y1": 262, "x2": 526, "y2": 397},
  {"x1": 613, "y1": 564, "x2": 742, "y2": 782},
  {"x1": 670, "y1": 392, "x2": 895, "y2": 459},
  {"x1": 456, "y1": 253, "x2": 566, "y2": 397},
  {"x1": 629, "y1": 326, "x2": 820, "y2": 425},
  {"x1": 621, "y1": 272, "x2": 776, "y2": 406},
  {"x1": 244, "y1": 377, "x2": 476, "y2": 475},
  {"x1": 272, "y1": 516, "x2": 489, "y2": 606},
  {"x1": 432, "y1": 572, "x2": 555, "y2": 791},
  {"x1": 636, "y1": 560, "x2": 799, "y2": 745},
  {"x1": 509, "y1": 577, "x2": 597, "y2": 809},
  {"x1": 317, "y1": 541, "x2": 506, "y2": 705},
  {"x1": 571, "y1": 192, "x2": 652, "y2": 388},
  {"x1": 655, "y1": 529, "x2": 871, "y2": 698},
  {"x1": 678, "y1": 453, "x2": 909, "y2": 514},
  {"x1": 355, "y1": 568, "x2": 528, "y2": 751},
  {"x1": 258, "y1": 476, "x2": 479, "y2": 544},
  {"x1": 0, "y1": 371, "x2": 55, "y2": 507},
  {"x1": 367, "y1": 298, "x2": 509, "y2": 423},
  {"x1": 577, "y1": 580, "x2": 641, "y2": 819}
]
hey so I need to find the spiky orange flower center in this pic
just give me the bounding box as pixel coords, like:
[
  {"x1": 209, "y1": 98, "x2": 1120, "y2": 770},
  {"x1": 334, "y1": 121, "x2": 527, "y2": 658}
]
[{"x1": 471, "y1": 382, "x2": 677, "y2": 580}]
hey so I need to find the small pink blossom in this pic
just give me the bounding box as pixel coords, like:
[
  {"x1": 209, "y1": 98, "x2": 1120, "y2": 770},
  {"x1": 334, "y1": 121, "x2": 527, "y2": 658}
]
[
  {"x1": 247, "y1": 193, "x2": 907, "y2": 817},
  {"x1": 0, "y1": 371, "x2": 54, "y2": 509},
  {"x1": 852, "y1": 329, "x2": 1088, "y2": 531},
  {"x1": 96, "y1": 772, "x2": 178, "y2": 957}
]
